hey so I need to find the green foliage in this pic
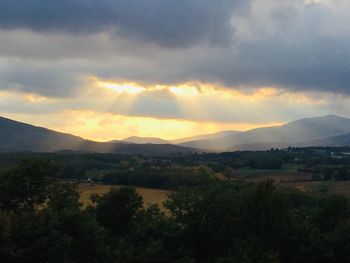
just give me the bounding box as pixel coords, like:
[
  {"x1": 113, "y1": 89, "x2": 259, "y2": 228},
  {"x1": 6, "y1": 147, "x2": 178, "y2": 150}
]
[
  {"x1": 1, "y1": 155, "x2": 350, "y2": 262},
  {"x1": 0, "y1": 158, "x2": 56, "y2": 211},
  {"x1": 0, "y1": 159, "x2": 109, "y2": 262},
  {"x1": 93, "y1": 187, "x2": 143, "y2": 237}
]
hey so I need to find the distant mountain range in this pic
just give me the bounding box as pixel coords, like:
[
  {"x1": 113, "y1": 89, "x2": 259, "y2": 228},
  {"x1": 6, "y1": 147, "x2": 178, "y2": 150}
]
[
  {"x1": 121, "y1": 131, "x2": 242, "y2": 145},
  {"x1": 121, "y1": 136, "x2": 170, "y2": 144},
  {"x1": 1, "y1": 114, "x2": 350, "y2": 154},
  {"x1": 122, "y1": 115, "x2": 350, "y2": 151},
  {"x1": 180, "y1": 115, "x2": 350, "y2": 151},
  {"x1": 170, "y1": 130, "x2": 241, "y2": 144},
  {"x1": 301, "y1": 133, "x2": 350, "y2": 148},
  {"x1": 0, "y1": 116, "x2": 198, "y2": 155}
]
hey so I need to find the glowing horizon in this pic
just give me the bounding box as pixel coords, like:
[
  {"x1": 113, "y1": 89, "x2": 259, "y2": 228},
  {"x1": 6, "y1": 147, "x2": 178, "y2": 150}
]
[
  {"x1": 2, "y1": 111, "x2": 284, "y2": 142},
  {"x1": 0, "y1": 76, "x2": 346, "y2": 142}
]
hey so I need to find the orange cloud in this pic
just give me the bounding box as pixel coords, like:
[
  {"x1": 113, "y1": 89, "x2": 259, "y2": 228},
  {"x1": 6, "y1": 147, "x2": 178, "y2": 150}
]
[
  {"x1": 0, "y1": 79, "x2": 337, "y2": 142},
  {"x1": 90, "y1": 77, "x2": 327, "y2": 106},
  {"x1": 93, "y1": 78, "x2": 146, "y2": 94}
]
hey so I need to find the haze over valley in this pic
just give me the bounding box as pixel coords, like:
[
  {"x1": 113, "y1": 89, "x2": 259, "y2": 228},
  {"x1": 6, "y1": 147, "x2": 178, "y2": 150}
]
[{"x1": 1, "y1": 114, "x2": 350, "y2": 154}]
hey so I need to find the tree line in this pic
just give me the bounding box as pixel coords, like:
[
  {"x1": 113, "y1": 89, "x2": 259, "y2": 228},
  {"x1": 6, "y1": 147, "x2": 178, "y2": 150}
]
[{"x1": 1, "y1": 158, "x2": 350, "y2": 262}]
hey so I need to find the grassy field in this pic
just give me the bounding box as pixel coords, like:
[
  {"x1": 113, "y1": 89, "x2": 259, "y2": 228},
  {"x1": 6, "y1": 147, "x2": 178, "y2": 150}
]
[
  {"x1": 78, "y1": 183, "x2": 170, "y2": 208},
  {"x1": 247, "y1": 171, "x2": 312, "y2": 183},
  {"x1": 235, "y1": 164, "x2": 303, "y2": 177},
  {"x1": 242, "y1": 168, "x2": 350, "y2": 196},
  {"x1": 281, "y1": 181, "x2": 350, "y2": 196},
  {"x1": 77, "y1": 177, "x2": 350, "y2": 210}
]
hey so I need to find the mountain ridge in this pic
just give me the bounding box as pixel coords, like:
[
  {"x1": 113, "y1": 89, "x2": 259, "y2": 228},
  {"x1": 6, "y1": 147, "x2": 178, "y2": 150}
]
[
  {"x1": 122, "y1": 136, "x2": 170, "y2": 144},
  {"x1": 179, "y1": 115, "x2": 350, "y2": 151},
  {"x1": 1, "y1": 114, "x2": 350, "y2": 154},
  {"x1": 0, "y1": 116, "x2": 199, "y2": 155}
]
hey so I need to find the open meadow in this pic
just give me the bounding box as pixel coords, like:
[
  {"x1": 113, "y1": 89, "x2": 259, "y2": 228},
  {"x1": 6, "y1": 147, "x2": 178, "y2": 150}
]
[
  {"x1": 78, "y1": 182, "x2": 170, "y2": 208},
  {"x1": 281, "y1": 181, "x2": 350, "y2": 196}
]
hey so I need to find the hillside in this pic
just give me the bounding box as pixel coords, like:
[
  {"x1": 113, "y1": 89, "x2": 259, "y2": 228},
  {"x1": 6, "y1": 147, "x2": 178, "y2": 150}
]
[
  {"x1": 0, "y1": 116, "x2": 198, "y2": 155},
  {"x1": 180, "y1": 115, "x2": 350, "y2": 151},
  {"x1": 171, "y1": 130, "x2": 241, "y2": 144},
  {"x1": 2, "y1": 115, "x2": 350, "y2": 153},
  {"x1": 0, "y1": 116, "x2": 87, "y2": 152},
  {"x1": 122, "y1": 136, "x2": 170, "y2": 144},
  {"x1": 302, "y1": 133, "x2": 350, "y2": 147}
]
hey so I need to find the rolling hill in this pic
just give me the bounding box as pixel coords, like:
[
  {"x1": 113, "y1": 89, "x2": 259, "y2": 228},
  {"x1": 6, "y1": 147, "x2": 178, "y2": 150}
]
[
  {"x1": 0, "y1": 116, "x2": 198, "y2": 155},
  {"x1": 1, "y1": 114, "x2": 350, "y2": 154},
  {"x1": 302, "y1": 133, "x2": 350, "y2": 147},
  {"x1": 122, "y1": 136, "x2": 170, "y2": 144},
  {"x1": 179, "y1": 115, "x2": 350, "y2": 151},
  {"x1": 170, "y1": 130, "x2": 241, "y2": 144}
]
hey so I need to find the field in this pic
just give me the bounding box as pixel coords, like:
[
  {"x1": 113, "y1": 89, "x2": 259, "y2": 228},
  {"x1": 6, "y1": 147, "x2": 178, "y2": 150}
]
[
  {"x1": 78, "y1": 182, "x2": 170, "y2": 208},
  {"x1": 281, "y1": 181, "x2": 350, "y2": 196},
  {"x1": 236, "y1": 164, "x2": 312, "y2": 183},
  {"x1": 247, "y1": 171, "x2": 312, "y2": 183},
  {"x1": 236, "y1": 164, "x2": 302, "y2": 176},
  {"x1": 235, "y1": 164, "x2": 350, "y2": 196}
]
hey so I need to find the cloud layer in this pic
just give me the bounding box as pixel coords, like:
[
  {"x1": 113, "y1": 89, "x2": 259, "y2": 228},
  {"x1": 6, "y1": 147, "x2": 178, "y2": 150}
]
[
  {"x1": 0, "y1": 0, "x2": 349, "y2": 94},
  {"x1": 0, "y1": 0, "x2": 350, "y2": 134},
  {"x1": 0, "y1": 0, "x2": 246, "y2": 47}
]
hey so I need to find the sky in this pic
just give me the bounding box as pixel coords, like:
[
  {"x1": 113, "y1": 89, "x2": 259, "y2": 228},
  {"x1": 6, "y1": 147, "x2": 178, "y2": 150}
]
[{"x1": 1, "y1": 0, "x2": 350, "y2": 141}]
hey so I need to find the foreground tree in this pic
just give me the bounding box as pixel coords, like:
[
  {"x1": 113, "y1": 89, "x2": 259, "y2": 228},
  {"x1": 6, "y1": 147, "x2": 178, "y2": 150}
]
[
  {"x1": 92, "y1": 187, "x2": 143, "y2": 237},
  {"x1": 0, "y1": 158, "x2": 110, "y2": 263},
  {"x1": 0, "y1": 158, "x2": 55, "y2": 211}
]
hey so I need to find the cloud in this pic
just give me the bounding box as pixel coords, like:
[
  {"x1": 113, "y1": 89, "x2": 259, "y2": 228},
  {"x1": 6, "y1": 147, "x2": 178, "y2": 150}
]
[
  {"x1": 0, "y1": 0, "x2": 248, "y2": 47},
  {"x1": 0, "y1": 0, "x2": 350, "y2": 118},
  {"x1": 215, "y1": 0, "x2": 350, "y2": 93},
  {"x1": 1, "y1": 80, "x2": 349, "y2": 126},
  {"x1": 0, "y1": 60, "x2": 87, "y2": 97}
]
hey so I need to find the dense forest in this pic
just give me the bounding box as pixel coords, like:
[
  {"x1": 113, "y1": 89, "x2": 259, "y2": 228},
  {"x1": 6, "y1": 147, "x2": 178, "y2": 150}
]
[{"x1": 1, "y1": 156, "x2": 350, "y2": 262}]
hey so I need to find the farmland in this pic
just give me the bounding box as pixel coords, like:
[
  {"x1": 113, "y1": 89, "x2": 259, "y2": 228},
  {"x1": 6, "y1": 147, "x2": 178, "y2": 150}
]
[
  {"x1": 78, "y1": 182, "x2": 170, "y2": 207},
  {"x1": 2, "y1": 148, "x2": 350, "y2": 262}
]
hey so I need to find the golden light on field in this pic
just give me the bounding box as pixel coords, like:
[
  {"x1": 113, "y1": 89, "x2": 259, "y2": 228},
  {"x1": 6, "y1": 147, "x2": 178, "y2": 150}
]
[{"x1": 78, "y1": 183, "x2": 170, "y2": 208}]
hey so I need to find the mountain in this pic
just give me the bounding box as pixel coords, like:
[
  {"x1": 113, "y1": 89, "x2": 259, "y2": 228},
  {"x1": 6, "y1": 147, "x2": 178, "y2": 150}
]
[
  {"x1": 180, "y1": 115, "x2": 350, "y2": 151},
  {"x1": 230, "y1": 132, "x2": 350, "y2": 151},
  {"x1": 2, "y1": 114, "x2": 350, "y2": 154},
  {"x1": 0, "y1": 116, "x2": 198, "y2": 155},
  {"x1": 301, "y1": 133, "x2": 350, "y2": 147},
  {"x1": 171, "y1": 130, "x2": 241, "y2": 144},
  {"x1": 122, "y1": 136, "x2": 170, "y2": 144},
  {"x1": 0, "y1": 116, "x2": 86, "y2": 152}
]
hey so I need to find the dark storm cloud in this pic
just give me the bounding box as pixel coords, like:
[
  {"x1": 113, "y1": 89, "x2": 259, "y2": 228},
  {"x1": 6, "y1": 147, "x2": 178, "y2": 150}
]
[
  {"x1": 0, "y1": 0, "x2": 350, "y2": 98},
  {"x1": 0, "y1": 0, "x2": 247, "y2": 47},
  {"x1": 0, "y1": 63, "x2": 85, "y2": 97},
  {"x1": 198, "y1": 1, "x2": 350, "y2": 94},
  {"x1": 190, "y1": 37, "x2": 350, "y2": 94},
  {"x1": 137, "y1": 0, "x2": 350, "y2": 95}
]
